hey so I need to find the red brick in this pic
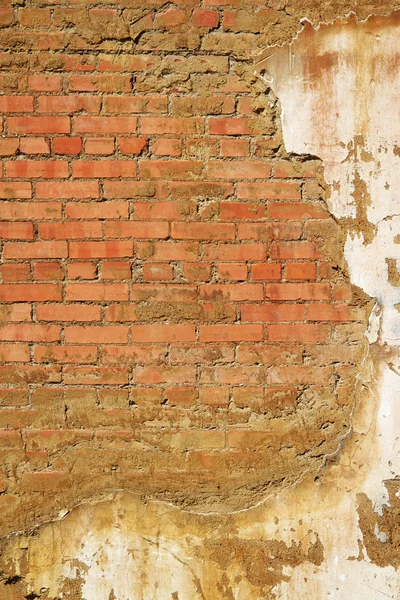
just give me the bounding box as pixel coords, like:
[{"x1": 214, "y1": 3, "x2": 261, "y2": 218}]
[
  {"x1": 270, "y1": 241, "x2": 321, "y2": 259},
  {"x1": 72, "y1": 161, "x2": 135, "y2": 179},
  {"x1": 101, "y1": 261, "x2": 131, "y2": 280},
  {"x1": 192, "y1": 8, "x2": 219, "y2": 26},
  {"x1": 131, "y1": 284, "x2": 196, "y2": 302},
  {"x1": 237, "y1": 346, "x2": 302, "y2": 365},
  {"x1": 271, "y1": 223, "x2": 303, "y2": 240},
  {"x1": 139, "y1": 160, "x2": 202, "y2": 180},
  {"x1": 28, "y1": 75, "x2": 62, "y2": 92},
  {"x1": 265, "y1": 283, "x2": 330, "y2": 301},
  {"x1": 0, "y1": 182, "x2": 31, "y2": 199},
  {"x1": 237, "y1": 223, "x2": 271, "y2": 240},
  {"x1": 204, "y1": 243, "x2": 266, "y2": 261},
  {"x1": 36, "y1": 304, "x2": 101, "y2": 322},
  {"x1": 0, "y1": 202, "x2": 59, "y2": 221},
  {"x1": 0, "y1": 304, "x2": 31, "y2": 322},
  {"x1": 143, "y1": 264, "x2": 174, "y2": 281},
  {"x1": 267, "y1": 202, "x2": 330, "y2": 219},
  {"x1": 136, "y1": 241, "x2": 199, "y2": 261},
  {"x1": 36, "y1": 181, "x2": 99, "y2": 199},
  {"x1": 0, "y1": 222, "x2": 33, "y2": 239},
  {"x1": 133, "y1": 201, "x2": 189, "y2": 220},
  {"x1": 20, "y1": 138, "x2": 50, "y2": 155},
  {"x1": 218, "y1": 263, "x2": 247, "y2": 280},
  {"x1": 66, "y1": 283, "x2": 129, "y2": 302},
  {"x1": 6, "y1": 161, "x2": 68, "y2": 179},
  {"x1": 238, "y1": 182, "x2": 301, "y2": 199},
  {"x1": 102, "y1": 345, "x2": 166, "y2": 365},
  {"x1": 33, "y1": 262, "x2": 63, "y2": 281},
  {"x1": 69, "y1": 74, "x2": 132, "y2": 93},
  {"x1": 20, "y1": 8, "x2": 51, "y2": 26},
  {"x1": 207, "y1": 161, "x2": 271, "y2": 179},
  {"x1": 209, "y1": 118, "x2": 254, "y2": 135},
  {"x1": 7, "y1": 117, "x2": 70, "y2": 134},
  {"x1": 3, "y1": 242, "x2": 67, "y2": 259},
  {"x1": 200, "y1": 284, "x2": 263, "y2": 301},
  {"x1": 104, "y1": 305, "x2": 136, "y2": 322},
  {"x1": 135, "y1": 366, "x2": 196, "y2": 384},
  {"x1": 199, "y1": 324, "x2": 262, "y2": 342},
  {"x1": 170, "y1": 181, "x2": 233, "y2": 198},
  {"x1": 0, "y1": 96, "x2": 33, "y2": 113},
  {"x1": 65, "y1": 326, "x2": 128, "y2": 344},
  {"x1": 66, "y1": 201, "x2": 128, "y2": 220},
  {"x1": 0, "y1": 284, "x2": 61, "y2": 302},
  {"x1": 39, "y1": 222, "x2": 102, "y2": 240},
  {"x1": 69, "y1": 241, "x2": 133, "y2": 259},
  {"x1": 183, "y1": 262, "x2": 212, "y2": 281},
  {"x1": 97, "y1": 54, "x2": 160, "y2": 73},
  {"x1": 306, "y1": 304, "x2": 362, "y2": 321},
  {"x1": 267, "y1": 366, "x2": 333, "y2": 385},
  {"x1": 152, "y1": 138, "x2": 182, "y2": 156},
  {"x1": 119, "y1": 137, "x2": 148, "y2": 155},
  {"x1": 106, "y1": 221, "x2": 169, "y2": 239},
  {"x1": 74, "y1": 116, "x2": 137, "y2": 134},
  {"x1": 268, "y1": 324, "x2": 330, "y2": 342},
  {"x1": 0, "y1": 263, "x2": 30, "y2": 282},
  {"x1": 34, "y1": 345, "x2": 97, "y2": 364},
  {"x1": 131, "y1": 325, "x2": 196, "y2": 342},
  {"x1": 166, "y1": 387, "x2": 197, "y2": 407},
  {"x1": 85, "y1": 138, "x2": 114, "y2": 155},
  {"x1": 53, "y1": 137, "x2": 82, "y2": 155},
  {"x1": 200, "y1": 366, "x2": 264, "y2": 385},
  {"x1": 170, "y1": 344, "x2": 234, "y2": 364},
  {"x1": 63, "y1": 367, "x2": 129, "y2": 385},
  {"x1": 171, "y1": 222, "x2": 235, "y2": 240},
  {"x1": 0, "y1": 324, "x2": 60, "y2": 342},
  {"x1": 220, "y1": 139, "x2": 250, "y2": 157},
  {"x1": 37, "y1": 96, "x2": 101, "y2": 113},
  {"x1": 0, "y1": 344, "x2": 30, "y2": 362},
  {"x1": 154, "y1": 7, "x2": 188, "y2": 28},
  {"x1": 0, "y1": 138, "x2": 19, "y2": 156},
  {"x1": 286, "y1": 262, "x2": 317, "y2": 280},
  {"x1": 67, "y1": 262, "x2": 97, "y2": 280},
  {"x1": 104, "y1": 181, "x2": 168, "y2": 199},
  {"x1": 241, "y1": 304, "x2": 305, "y2": 322},
  {"x1": 141, "y1": 117, "x2": 203, "y2": 135},
  {"x1": 251, "y1": 263, "x2": 281, "y2": 280},
  {"x1": 104, "y1": 96, "x2": 168, "y2": 114}
]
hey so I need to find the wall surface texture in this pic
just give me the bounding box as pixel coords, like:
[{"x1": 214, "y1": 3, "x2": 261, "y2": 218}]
[{"x1": 0, "y1": 0, "x2": 399, "y2": 598}]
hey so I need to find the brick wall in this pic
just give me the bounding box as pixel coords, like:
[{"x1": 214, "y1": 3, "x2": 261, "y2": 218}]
[{"x1": 0, "y1": 0, "x2": 369, "y2": 527}]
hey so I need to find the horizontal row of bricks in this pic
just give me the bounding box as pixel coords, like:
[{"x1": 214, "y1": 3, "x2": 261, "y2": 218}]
[
  {"x1": 0, "y1": 180, "x2": 311, "y2": 199},
  {"x1": 1, "y1": 116, "x2": 277, "y2": 136},
  {"x1": 0, "y1": 283, "x2": 348, "y2": 301},
  {"x1": 0, "y1": 241, "x2": 323, "y2": 259},
  {"x1": 0, "y1": 96, "x2": 265, "y2": 115},
  {"x1": 0, "y1": 343, "x2": 358, "y2": 364},
  {"x1": 0, "y1": 136, "x2": 278, "y2": 159},
  {"x1": 0, "y1": 260, "x2": 328, "y2": 283},
  {"x1": 0, "y1": 321, "x2": 358, "y2": 345},
  {"x1": 0, "y1": 364, "x2": 342, "y2": 385},
  {"x1": 0, "y1": 163, "x2": 303, "y2": 184},
  {"x1": 0, "y1": 379, "x2": 353, "y2": 407},
  {"x1": 0, "y1": 6, "x2": 265, "y2": 30}
]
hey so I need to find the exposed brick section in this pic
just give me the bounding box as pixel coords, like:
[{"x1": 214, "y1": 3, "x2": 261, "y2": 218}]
[{"x1": 0, "y1": 1, "x2": 369, "y2": 523}]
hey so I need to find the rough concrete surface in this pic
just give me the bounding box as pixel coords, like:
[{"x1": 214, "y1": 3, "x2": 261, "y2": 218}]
[{"x1": 0, "y1": 0, "x2": 399, "y2": 598}]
